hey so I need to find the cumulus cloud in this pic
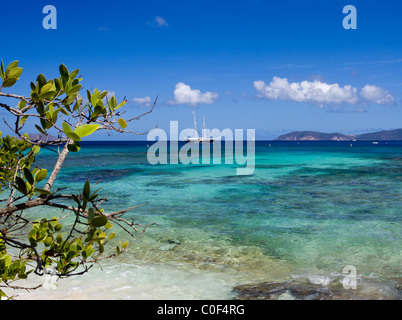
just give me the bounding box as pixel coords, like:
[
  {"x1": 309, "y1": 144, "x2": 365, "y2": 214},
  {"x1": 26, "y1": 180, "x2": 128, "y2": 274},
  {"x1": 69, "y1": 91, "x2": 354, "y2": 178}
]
[
  {"x1": 360, "y1": 85, "x2": 395, "y2": 105},
  {"x1": 169, "y1": 82, "x2": 219, "y2": 106},
  {"x1": 254, "y1": 77, "x2": 359, "y2": 107},
  {"x1": 254, "y1": 77, "x2": 395, "y2": 107},
  {"x1": 133, "y1": 96, "x2": 152, "y2": 107}
]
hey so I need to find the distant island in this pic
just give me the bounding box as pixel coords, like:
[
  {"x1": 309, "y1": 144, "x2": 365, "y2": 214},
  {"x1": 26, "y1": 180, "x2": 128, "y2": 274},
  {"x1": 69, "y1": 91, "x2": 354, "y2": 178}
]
[
  {"x1": 276, "y1": 128, "x2": 402, "y2": 141},
  {"x1": 28, "y1": 133, "x2": 58, "y2": 142}
]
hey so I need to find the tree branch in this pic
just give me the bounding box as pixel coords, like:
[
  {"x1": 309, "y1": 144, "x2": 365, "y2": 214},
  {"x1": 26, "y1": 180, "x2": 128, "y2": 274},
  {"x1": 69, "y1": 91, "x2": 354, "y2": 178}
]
[{"x1": 43, "y1": 139, "x2": 73, "y2": 192}]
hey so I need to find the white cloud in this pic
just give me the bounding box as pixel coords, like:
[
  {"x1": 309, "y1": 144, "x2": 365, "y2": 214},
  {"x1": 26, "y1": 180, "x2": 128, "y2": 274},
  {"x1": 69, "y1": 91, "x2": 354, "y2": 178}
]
[
  {"x1": 169, "y1": 82, "x2": 219, "y2": 106},
  {"x1": 254, "y1": 77, "x2": 359, "y2": 107},
  {"x1": 360, "y1": 85, "x2": 395, "y2": 105},
  {"x1": 154, "y1": 16, "x2": 168, "y2": 27},
  {"x1": 133, "y1": 96, "x2": 152, "y2": 107}
]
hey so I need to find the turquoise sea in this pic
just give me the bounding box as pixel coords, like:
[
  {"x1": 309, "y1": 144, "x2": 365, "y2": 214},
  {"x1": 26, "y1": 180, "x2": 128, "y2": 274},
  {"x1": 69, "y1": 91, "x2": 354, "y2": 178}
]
[{"x1": 15, "y1": 141, "x2": 402, "y2": 299}]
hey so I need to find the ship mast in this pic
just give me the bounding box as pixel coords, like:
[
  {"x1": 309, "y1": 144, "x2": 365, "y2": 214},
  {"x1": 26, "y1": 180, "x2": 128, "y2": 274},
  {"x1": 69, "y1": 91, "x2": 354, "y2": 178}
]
[{"x1": 192, "y1": 110, "x2": 199, "y2": 139}]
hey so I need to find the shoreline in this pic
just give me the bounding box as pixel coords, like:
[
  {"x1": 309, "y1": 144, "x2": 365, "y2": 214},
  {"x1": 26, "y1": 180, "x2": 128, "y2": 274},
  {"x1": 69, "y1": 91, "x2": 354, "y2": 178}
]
[
  {"x1": 12, "y1": 257, "x2": 402, "y2": 300},
  {"x1": 11, "y1": 227, "x2": 402, "y2": 300}
]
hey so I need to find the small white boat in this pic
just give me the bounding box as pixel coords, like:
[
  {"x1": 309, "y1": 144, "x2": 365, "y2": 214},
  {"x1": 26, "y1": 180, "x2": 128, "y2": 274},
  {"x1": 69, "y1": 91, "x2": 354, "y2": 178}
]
[
  {"x1": 183, "y1": 111, "x2": 221, "y2": 143},
  {"x1": 372, "y1": 141, "x2": 379, "y2": 145}
]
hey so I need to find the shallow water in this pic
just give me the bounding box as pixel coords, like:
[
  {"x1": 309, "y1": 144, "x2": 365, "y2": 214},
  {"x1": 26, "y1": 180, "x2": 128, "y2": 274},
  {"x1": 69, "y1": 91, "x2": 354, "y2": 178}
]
[{"x1": 11, "y1": 141, "x2": 402, "y2": 299}]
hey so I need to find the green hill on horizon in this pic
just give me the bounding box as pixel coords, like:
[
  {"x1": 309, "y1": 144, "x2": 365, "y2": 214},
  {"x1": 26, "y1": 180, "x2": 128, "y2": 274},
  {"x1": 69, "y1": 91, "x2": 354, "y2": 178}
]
[{"x1": 276, "y1": 129, "x2": 402, "y2": 141}]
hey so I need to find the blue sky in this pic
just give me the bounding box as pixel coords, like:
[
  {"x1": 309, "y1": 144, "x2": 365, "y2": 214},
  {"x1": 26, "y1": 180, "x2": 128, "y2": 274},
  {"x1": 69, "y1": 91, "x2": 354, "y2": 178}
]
[{"x1": 1, "y1": 0, "x2": 402, "y2": 139}]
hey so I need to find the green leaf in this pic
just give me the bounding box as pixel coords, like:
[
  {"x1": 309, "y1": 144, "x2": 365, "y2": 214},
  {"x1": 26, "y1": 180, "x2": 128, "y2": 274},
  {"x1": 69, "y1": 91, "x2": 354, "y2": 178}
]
[
  {"x1": 62, "y1": 94, "x2": 77, "y2": 106},
  {"x1": 86, "y1": 90, "x2": 92, "y2": 103},
  {"x1": 69, "y1": 69, "x2": 79, "y2": 80},
  {"x1": 37, "y1": 101, "x2": 45, "y2": 115},
  {"x1": 118, "y1": 118, "x2": 127, "y2": 129},
  {"x1": 7, "y1": 67, "x2": 22, "y2": 79},
  {"x1": 2, "y1": 78, "x2": 17, "y2": 88},
  {"x1": 31, "y1": 92, "x2": 40, "y2": 101},
  {"x1": 39, "y1": 91, "x2": 57, "y2": 101},
  {"x1": 3, "y1": 255, "x2": 11, "y2": 267},
  {"x1": 40, "y1": 117, "x2": 52, "y2": 130},
  {"x1": 48, "y1": 217, "x2": 59, "y2": 228},
  {"x1": 67, "y1": 141, "x2": 81, "y2": 152},
  {"x1": 0, "y1": 59, "x2": 4, "y2": 79},
  {"x1": 74, "y1": 124, "x2": 100, "y2": 138},
  {"x1": 58, "y1": 106, "x2": 69, "y2": 116},
  {"x1": 18, "y1": 100, "x2": 26, "y2": 110},
  {"x1": 5, "y1": 61, "x2": 19, "y2": 75},
  {"x1": 33, "y1": 188, "x2": 51, "y2": 196},
  {"x1": 88, "y1": 186, "x2": 102, "y2": 201},
  {"x1": 44, "y1": 236, "x2": 53, "y2": 247},
  {"x1": 83, "y1": 181, "x2": 90, "y2": 199},
  {"x1": 34, "y1": 169, "x2": 48, "y2": 183},
  {"x1": 15, "y1": 176, "x2": 28, "y2": 194},
  {"x1": 85, "y1": 246, "x2": 95, "y2": 259},
  {"x1": 91, "y1": 216, "x2": 108, "y2": 228},
  {"x1": 23, "y1": 168, "x2": 34, "y2": 185},
  {"x1": 91, "y1": 94, "x2": 98, "y2": 107},
  {"x1": 32, "y1": 145, "x2": 41, "y2": 154},
  {"x1": 68, "y1": 84, "x2": 81, "y2": 95},
  {"x1": 87, "y1": 208, "x2": 95, "y2": 222},
  {"x1": 34, "y1": 124, "x2": 46, "y2": 135},
  {"x1": 59, "y1": 64, "x2": 69, "y2": 82},
  {"x1": 40, "y1": 83, "x2": 53, "y2": 94},
  {"x1": 93, "y1": 105, "x2": 103, "y2": 118},
  {"x1": 109, "y1": 96, "x2": 117, "y2": 110},
  {"x1": 65, "y1": 131, "x2": 81, "y2": 141},
  {"x1": 63, "y1": 122, "x2": 80, "y2": 141},
  {"x1": 116, "y1": 99, "x2": 127, "y2": 110},
  {"x1": 54, "y1": 78, "x2": 63, "y2": 91},
  {"x1": 62, "y1": 122, "x2": 73, "y2": 133},
  {"x1": 98, "y1": 91, "x2": 108, "y2": 100},
  {"x1": 19, "y1": 115, "x2": 28, "y2": 126},
  {"x1": 36, "y1": 74, "x2": 47, "y2": 88},
  {"x1": 122, "y1": 241, "x2": 129, "y2": 249},
  {"x1": 56, "y1": 234, "x2": 63, "y2": 244},
  {"x1": 71, "y1": 194, "x2": 80, "y2": 205}
]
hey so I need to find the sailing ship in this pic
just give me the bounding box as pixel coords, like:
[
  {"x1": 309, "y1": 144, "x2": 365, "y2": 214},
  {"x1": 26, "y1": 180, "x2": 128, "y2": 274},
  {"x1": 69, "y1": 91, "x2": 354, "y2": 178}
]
[{"x1": 183, "y1": 111, "x2": 221, "y2": 143}]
